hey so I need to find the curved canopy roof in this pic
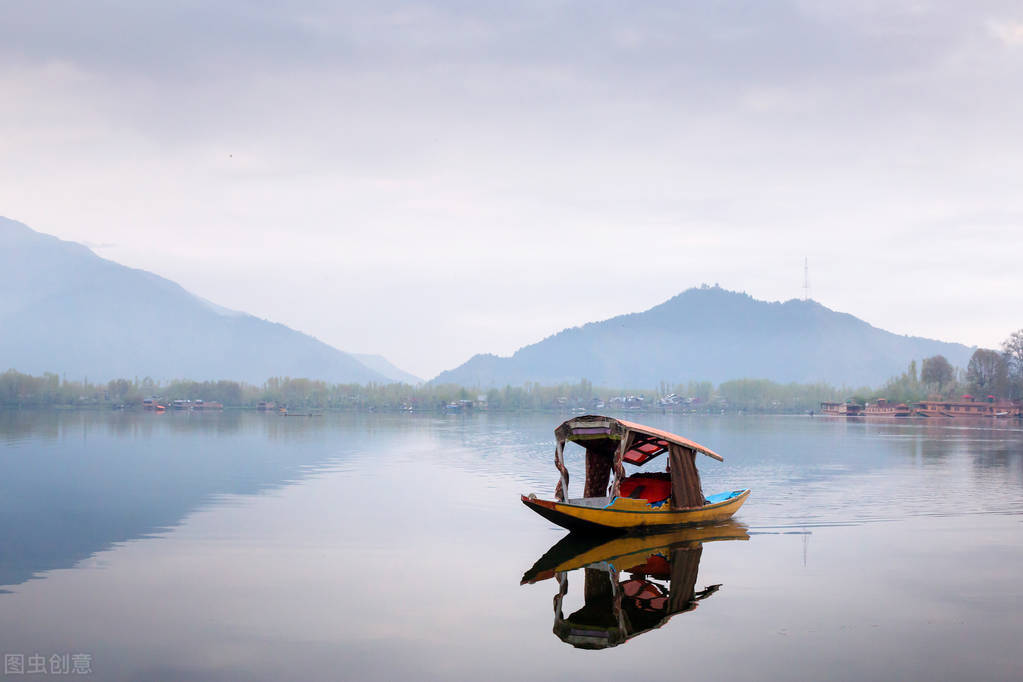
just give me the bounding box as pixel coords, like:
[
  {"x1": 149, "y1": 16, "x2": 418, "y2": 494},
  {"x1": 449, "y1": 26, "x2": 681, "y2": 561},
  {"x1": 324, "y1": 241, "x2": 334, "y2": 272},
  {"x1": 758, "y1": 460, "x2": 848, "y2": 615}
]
[{"x1": 555, "y1": 415, "x2": 724, "y2": 466}]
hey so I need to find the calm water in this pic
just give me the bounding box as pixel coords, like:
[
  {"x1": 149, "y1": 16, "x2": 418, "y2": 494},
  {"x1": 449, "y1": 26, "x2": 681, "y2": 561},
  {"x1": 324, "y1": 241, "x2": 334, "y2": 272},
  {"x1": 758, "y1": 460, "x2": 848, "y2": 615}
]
[{"x1": 1, "y1": 411, "x2": 1021, "y2": 681}]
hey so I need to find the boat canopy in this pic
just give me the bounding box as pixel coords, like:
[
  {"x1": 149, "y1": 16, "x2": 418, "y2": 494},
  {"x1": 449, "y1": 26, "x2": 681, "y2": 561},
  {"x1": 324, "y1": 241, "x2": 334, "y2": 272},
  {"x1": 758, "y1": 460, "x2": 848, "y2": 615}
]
[
  {"x1": 555, "y1": 415, "x2": 723, "y2": 465},
  {"x1": 552, "y1": 415, "x2": 722, "y2": 509}
]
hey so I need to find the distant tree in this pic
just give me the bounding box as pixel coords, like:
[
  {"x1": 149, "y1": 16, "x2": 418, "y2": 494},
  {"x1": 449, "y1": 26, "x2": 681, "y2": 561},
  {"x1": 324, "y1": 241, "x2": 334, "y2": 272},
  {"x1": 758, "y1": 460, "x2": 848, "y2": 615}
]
[
  {"x1": 106, "y1": 378, "x2": 138, "y2": 403},
  {"x1": 878, "y1": 360, "x2": 925, "y2": 402},
  {"x1": 216, "y1": 380, "x2": 243, "y2": 406},
  {"x1": 686, "y1": 381, "x2": 713, "y2": 403},
  {"x1": 920, "y1": 355, "x2": 955, "y2": 394},
  {"x1": 966, "y1": 349, "x2": 1008, "y2": 397},
  {"x1": 1001, "y1": 329, "x2": 1023, "y2": 399}
]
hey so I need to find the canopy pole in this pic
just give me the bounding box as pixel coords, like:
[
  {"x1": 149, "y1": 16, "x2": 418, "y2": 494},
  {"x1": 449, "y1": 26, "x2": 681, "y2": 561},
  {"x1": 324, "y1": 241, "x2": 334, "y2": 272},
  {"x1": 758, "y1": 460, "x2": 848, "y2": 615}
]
[
  {"x1": 554, "y1": 440, "x2": 568, "y2": 502},
  {"x1": 608, "y1": 565, "x2": 628, "y2": 634},
  {"x1": 554, "y1": 571, "x2": 568, "y2": 622},
  {"x1": 608, "y1": 432, "x2": 631, "y2": 498}
]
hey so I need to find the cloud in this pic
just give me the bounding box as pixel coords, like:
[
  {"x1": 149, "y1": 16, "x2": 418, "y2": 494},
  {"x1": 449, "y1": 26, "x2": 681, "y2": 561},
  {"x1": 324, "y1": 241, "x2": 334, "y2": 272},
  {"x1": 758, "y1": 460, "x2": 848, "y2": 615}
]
[
  {"x1": 989, "y1": 19, "x2": 1023, "y2": 46},
  {"x1": 1, "y1": 1, "x2": 1022, "y2": 377}
]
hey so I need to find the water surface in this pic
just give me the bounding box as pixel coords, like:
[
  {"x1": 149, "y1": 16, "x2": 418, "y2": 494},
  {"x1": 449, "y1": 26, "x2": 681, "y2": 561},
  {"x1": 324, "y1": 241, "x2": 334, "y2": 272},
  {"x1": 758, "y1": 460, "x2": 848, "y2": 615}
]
[{"x1": 1, "y1": 411, "x2": 1021, "y2": 680}]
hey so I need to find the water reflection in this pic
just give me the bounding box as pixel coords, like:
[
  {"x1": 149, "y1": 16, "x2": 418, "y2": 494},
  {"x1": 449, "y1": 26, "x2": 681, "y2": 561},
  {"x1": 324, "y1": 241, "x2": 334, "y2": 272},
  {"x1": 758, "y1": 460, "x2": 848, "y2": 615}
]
[
  {"x1": 0, "y1": 410, "x2": 367, "y2": 591},
  {"x1": 522, "y1": 523, "x2": 749, "y2": 649}
]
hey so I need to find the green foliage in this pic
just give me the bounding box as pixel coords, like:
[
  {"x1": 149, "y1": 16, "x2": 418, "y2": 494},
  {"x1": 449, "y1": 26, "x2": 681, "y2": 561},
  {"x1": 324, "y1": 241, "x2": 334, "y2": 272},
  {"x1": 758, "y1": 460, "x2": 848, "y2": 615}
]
[
  {"x1": 878, "y1": 361, "x2": 922, "y2": 403},
  {"x1": 7, "y1": 338, "x2": 1023, "y2": 412},
  {"x1": 966, "y1": 349, "x2": 1009, "y2": 397},
  {"x1": 1001, "y1": 330, "x2": 1023, "y2": 400},
  {"x1": 920, "y1": 355, "x2": 955, "y2": 395},
  {"x1": 717, "y1": 379, "x2": 849, "y2": 412},
  {"x1": 0, "y1": 369, "x2": 859, "y2": 414},
  {"x1": 0, "y1": 370, "x2": 140, "y2": 406}
]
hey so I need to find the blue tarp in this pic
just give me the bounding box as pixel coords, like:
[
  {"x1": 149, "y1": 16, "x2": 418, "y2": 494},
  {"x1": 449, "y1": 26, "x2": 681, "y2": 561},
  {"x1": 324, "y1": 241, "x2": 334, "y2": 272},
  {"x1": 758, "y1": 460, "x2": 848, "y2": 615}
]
[{"x1": 705, "y1": 490, "x2": 741, "y2": 504}]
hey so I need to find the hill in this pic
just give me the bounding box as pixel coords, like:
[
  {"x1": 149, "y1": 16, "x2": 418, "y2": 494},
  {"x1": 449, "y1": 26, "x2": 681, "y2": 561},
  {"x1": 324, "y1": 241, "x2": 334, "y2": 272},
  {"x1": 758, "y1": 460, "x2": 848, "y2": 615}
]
[
  {"x1": 351, "y1": 354, "x2": 422, "y2": 384},
  {"x1": 432, "y1": 286, "x2": 975, "y2": 388},
  {"x1": 0, "y1": 216, "x2": 390, "y2": 384}
]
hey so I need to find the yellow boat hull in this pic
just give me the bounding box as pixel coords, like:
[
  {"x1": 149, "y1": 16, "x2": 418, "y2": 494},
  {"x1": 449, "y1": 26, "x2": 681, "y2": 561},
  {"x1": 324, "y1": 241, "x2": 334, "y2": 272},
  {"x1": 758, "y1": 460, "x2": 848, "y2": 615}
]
[
  {"x1": 522, "y1": 521, "x2": 750, "y2": 584},
  {"x1": 521, "y1": 489, "x2": 750, "y2": 534}
]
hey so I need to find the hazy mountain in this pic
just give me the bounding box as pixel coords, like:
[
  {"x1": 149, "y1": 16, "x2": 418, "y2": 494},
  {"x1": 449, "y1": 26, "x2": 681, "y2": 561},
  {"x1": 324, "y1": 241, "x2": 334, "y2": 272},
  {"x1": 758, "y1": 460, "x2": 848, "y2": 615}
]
[
  {"x1": 433, "y1": 286, "x2": 975, "y2": 388},
  {"x1": 0, "y1": 217, "x2": 389, "y2": 384},
  {"x1": 351, "y1": 354, "x2": 422, "y2": 384}
]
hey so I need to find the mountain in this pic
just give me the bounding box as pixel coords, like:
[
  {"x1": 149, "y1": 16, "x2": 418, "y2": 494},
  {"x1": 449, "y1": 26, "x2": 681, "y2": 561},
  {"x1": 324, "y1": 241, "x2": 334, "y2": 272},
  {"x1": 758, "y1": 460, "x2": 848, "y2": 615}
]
[
  {"x1": 351, "y1": 354, "x2": 422, "y2": 384},
  {"x1": 432, "y1": 286, "x2": 975, "y2": 388},
  {"x1": 0, "y1": 216, "x2": 390, "y2": 384}
]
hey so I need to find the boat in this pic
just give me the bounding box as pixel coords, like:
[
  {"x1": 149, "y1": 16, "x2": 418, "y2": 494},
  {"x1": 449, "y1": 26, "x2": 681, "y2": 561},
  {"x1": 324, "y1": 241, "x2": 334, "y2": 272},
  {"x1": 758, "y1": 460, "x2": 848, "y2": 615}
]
[
  {"x1": 862, "y1": 398, "x2": 911, "y2": 418},
  {"x1": 913, "y1": 395, "x2": 1020, "y2": 418},
  {"x1": 819, "y1": 401, "x2": 864, "y2": 417},
  {"x1": 520, "y1": 522, "x2": 749, "y2": 649},
  {"x1": 520, "y1": 415, "x2": 749, "y2": 533}
]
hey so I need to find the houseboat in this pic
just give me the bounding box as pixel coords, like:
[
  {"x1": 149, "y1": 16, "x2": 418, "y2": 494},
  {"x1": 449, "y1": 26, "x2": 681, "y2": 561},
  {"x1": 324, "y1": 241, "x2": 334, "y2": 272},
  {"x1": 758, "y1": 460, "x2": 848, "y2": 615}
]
[
  {"x1": 142, "y1": 397, "x2": 166, "y2": 412},
  {"x1": 520, "y1": 415, "x2": 749, "y2": 534},
  {"x1": 191, "y1": 400, "x2": 224, "y2": 411},
  {"x1": 913, "y1": 395, "x2": 1020, "y2": 418},
  {"x1": 257, "y1": 401, "x2": 276, "y2": 411},
  {"x1": 862, "y1": 398, "x2": 911, "y2": 418},
  {"x1": 819, "y1": 401, "x2": 864, "y2": 417}
]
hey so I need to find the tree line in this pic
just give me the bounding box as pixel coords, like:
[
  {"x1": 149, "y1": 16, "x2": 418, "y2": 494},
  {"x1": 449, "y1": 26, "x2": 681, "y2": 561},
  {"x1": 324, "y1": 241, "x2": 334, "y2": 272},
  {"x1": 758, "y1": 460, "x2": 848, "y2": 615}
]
[
  {"x1": 0, "y1": 370, "x2": 857, "y2": 412},
  {"x1": 2, "y1": 329, "x2": 1021, "y2": 411},
  {"x1": 878, "y1": 330, "x2": 1023, "y2": 403},
  {"x1": 0, "y1": 372, "x2": 872, "y2": 413}
]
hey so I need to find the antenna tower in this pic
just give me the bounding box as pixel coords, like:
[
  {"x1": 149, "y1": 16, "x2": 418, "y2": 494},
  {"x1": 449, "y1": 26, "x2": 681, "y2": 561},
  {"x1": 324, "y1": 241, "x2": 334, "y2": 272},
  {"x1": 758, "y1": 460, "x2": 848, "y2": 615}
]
[{"x1": 802, "y1": 257, "x2": 810, "y2": 301}]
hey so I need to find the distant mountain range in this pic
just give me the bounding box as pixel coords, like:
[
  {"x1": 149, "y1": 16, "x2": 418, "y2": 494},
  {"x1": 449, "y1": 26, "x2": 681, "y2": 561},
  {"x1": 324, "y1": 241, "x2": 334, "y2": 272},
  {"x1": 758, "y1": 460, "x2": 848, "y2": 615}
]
[
  {"x1": 0, "y1": 217, "x2": 416, "y2": 385},
  {"x1": 433, "y1": 286, "x2": 975, "y2": 388},
  {"x1": 3, "y1": 216, "x2": 976, "y2": 389}
]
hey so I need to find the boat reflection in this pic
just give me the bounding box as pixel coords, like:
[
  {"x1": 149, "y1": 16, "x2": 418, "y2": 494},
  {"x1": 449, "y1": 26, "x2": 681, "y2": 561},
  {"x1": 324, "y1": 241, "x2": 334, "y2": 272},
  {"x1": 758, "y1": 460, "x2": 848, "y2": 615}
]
[{"x1": 521, "y1": 522, "x2": 749, "y2": 649}]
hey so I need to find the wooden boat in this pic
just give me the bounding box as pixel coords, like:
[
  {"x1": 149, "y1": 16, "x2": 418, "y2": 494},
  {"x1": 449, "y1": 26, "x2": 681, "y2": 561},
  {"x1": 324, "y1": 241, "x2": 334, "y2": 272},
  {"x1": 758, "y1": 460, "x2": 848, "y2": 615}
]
[
  {"x1": 862, "y1": 398, "x2": 911, "y2": 418},
  {"x1": 820, "y1": 401, "x2": 864, "y2": 417},
  {"x1": 913, "y1": 396, "x2": 1020, "y2": 418},
  {"x1": 521, "y1": 415, "x2": 749, "y2": 533},
  {"x1": 521, "y1": 522, "x2": 749, "y2": 649}
]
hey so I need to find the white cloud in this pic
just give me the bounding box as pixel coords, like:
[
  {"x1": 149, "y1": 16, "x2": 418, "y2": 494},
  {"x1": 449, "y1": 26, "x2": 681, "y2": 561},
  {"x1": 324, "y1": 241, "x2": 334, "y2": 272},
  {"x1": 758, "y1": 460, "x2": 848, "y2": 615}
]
[
  {"x1": 988, "y1": 19, "x2": 1023, "y2": 46},
  {"x1": 1, "y1": 1, "x2": 1022, "y2": 377}
]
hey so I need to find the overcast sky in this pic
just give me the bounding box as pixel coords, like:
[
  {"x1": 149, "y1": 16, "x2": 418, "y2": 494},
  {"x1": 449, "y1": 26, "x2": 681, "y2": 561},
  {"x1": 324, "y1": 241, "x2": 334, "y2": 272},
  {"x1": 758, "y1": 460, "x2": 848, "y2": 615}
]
[{"x1": 2, "y1": 1, "x2": 1022, "y2": 379}]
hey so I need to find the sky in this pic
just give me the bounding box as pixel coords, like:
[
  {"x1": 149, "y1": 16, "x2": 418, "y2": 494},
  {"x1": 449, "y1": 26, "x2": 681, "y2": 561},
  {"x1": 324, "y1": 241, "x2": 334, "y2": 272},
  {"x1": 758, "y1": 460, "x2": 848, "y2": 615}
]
[{"x1": 2, "y1": 1, "x2": 1022, "y2": 379}]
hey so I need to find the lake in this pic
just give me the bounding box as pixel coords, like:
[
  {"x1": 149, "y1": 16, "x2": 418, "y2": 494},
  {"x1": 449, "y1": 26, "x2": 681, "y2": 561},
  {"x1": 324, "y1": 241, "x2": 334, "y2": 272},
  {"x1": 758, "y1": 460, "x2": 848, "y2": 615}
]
[{"x1": 1, "y1": 410, "x2": 1021, "y2": 681}]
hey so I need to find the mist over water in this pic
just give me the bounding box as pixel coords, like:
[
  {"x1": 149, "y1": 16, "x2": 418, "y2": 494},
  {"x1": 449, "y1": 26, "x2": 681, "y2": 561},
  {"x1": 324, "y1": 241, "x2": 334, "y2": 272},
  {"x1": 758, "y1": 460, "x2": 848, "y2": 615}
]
[{"x1": 1, "y1": 411, "x2": 1021, "y2": 680}]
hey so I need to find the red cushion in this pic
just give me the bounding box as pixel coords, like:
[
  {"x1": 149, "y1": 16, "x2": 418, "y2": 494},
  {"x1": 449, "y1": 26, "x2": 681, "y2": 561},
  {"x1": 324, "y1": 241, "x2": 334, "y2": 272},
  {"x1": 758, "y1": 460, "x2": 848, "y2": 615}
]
[{"x1": 619, "y1": 475, "x2": 671, "y2": 502}]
